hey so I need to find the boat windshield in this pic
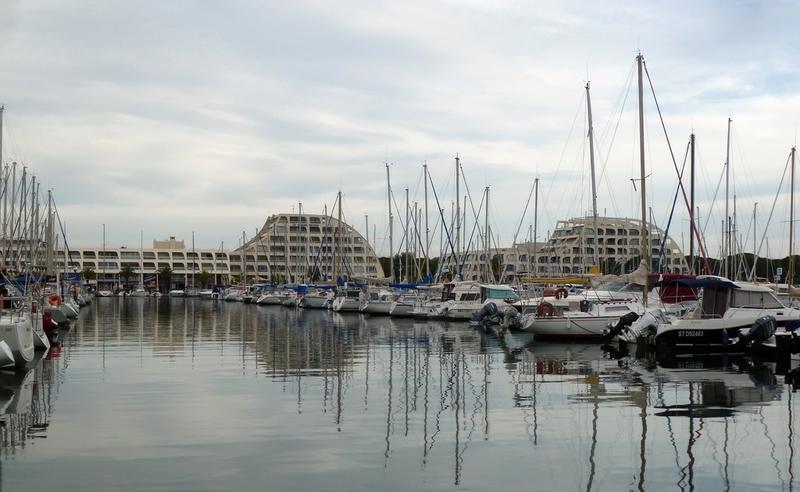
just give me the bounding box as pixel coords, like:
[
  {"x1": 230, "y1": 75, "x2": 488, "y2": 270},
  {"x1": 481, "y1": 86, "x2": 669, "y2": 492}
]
[
  {"x1": 730, "y1": 290, "x2": 785, "y2": 309},
  {"x1": 485, "y1": 288, "x2": 519, "y2": 301}
]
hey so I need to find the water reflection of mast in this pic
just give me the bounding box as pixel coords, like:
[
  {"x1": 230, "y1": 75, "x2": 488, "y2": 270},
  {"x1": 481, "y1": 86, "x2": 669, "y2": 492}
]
[
  {"x1": 454, "y1": 350, "x2": 461, "y2": 486},
  {"x1": 586, "y1": 393, "x2": 598, "y2": 492},
  {"x1": 384, "y1": 336, "x2": 394, "y2": 467},
  {"x1": 682, "y1": 383, "x2": 697, "y2": 491},
  {"x1": 422, "y1": 341, "x2": 430, "y2": 466},
  {"x1": 789, "y1": 388, "x2": 795, "y2": 490},
  {"x1": 404, "y1": 335, "x2": 409, "y2": 436},
  {"x1": 335, "y1": 318, "x2": 343, "y2": 431},
  {"x1": 638, "y1": 383, "x2": 648, "y2": 492}
]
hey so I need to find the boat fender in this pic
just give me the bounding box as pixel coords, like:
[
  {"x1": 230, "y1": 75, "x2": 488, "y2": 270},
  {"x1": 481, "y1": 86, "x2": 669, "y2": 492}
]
[
  {"x1": 49, "y1": 294, "x2": 62, "y2": 306},
  {"x1": 31, "y1": 300, "x2": 37, "y2": 314},
  {"x1": 555, "y1": 288, "x2": 569, "y2": 300},
  {"x1": 536, "y1": 301, "x2": 555, "y2": 317}
]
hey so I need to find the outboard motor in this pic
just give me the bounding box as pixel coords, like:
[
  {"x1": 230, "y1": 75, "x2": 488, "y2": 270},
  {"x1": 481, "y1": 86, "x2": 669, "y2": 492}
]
[
  {"x1": 471, "y1": 302, "x2": 500, "y2": 328},
  {"x1": 604, "y1": 312, "x2": 640, "y2": 341},
  {"x1": 738, "y1": 315, "x2": 777, "y2": 348}
]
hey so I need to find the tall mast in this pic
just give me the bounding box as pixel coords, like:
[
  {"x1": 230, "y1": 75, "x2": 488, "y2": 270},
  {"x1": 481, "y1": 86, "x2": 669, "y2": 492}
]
[
  {"x1": 752, "y1": 202, "x2": 757, "y2": 281},
  {"x1": 533, "y1": 177, "x2": 539, "y2": 278},
  {"x1": 733, "y1": 194, "x2": 738, "y2": 280},
  {"x1": 0, "y1": 106, "x2": 3, "y2": 172},
  {"x1": 2, "y1": 165, "x2": 8, "y2": 242},
  {"x1": 365, "y1": 214, "x2": 369, "y2": 245},
  {"x1": 45, "y1": 190, "x2": 53, "y2": 275},
  {"x1": 102, "y1": 223, "x2": 106, "y2": 291},
  {"x1": 455, "y1": 155, "x2": 461, "y2": 260},
  {"x1": 191, "y1": 230, "x2": 196, "y2": 290},
  {"x1": 790, "y1": 147, "x2": 796, "y2": 286},
  {"x1": 241, "y1": 231, "x2": 246, "y2": 287},
  {"x1": 689, "y1": 133, "x2": 696, "y2": 274},
  {"x1": 0, "y1": 107, "x2": 3, "y2": 242},
  {"x1": 405, "y1": 187, "x2": 410, "y2": 283},
  {"x1": 586, "y1": 82, "x2": 599, "y2": 270},
  {"x1": 724, "y1": 117, "x2": 732, "y2": 278},
  {"x1": 636, "y1": 54, "x2": 649, "y2": 306},
  {"x1": 423, "y1": 162, "x2": 430, "y2": 281},
  {"x1": 386, "y1": 163, "x2": 393, "y2": 283},
  {"x1": 140, "y1": 229, "x2": 144, "y2": 288},
  {"x1": 485, "y1": 186, "x2": 490, "y2": 283},
  {"x1": 28, "y1": 175, "x2": 35, "y2": 275},
  {"x1": 337, "y1": 190, "x2": 343, "y2": 280}
]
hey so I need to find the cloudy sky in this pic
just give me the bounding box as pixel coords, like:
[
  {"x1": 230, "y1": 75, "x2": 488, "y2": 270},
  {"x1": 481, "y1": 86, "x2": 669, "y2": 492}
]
[{"x1": 2, "y1": 0, "x2": 799, "y2": 258}]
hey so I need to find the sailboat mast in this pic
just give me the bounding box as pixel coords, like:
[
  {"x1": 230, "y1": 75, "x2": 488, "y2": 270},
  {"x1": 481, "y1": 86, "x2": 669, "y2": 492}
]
[
  {"x1": 752, "y1": 202, "x2": 757, "y2": 281},
  {"x1": 724, "y1": 117, "x2": 732, "y2": 278},
  {"x1": 585, "y1": 82, "x2": 599, "y2": 270},
  {"x1": 455, "y1": 155, "x2": 460, "y2": 261},
  {"x1": 140, "y1": 229, "x2": 144, "y2": 288},
  {"x1": 533, "y1": 177, "x2": 539, "y2": 278},
  {"x1": 637, "y1": 54, "x2": 649, "y2": 306},
  {"x1": 337, "y1": 190, "x2": 343, "y2": 280},
  {"x1": 689, "y1": 133, "x2": 696, "y2": 274},
  {"x1": 485, "y1": 186, "x2": 490, "y2": 283},
  {"x1": 423, "y1": 162, "x2": 430, "y2": 281},
  {"x1": 386, "y1": 164, "x2": 393, "y2": 283},
  {"x1": 45, "y1": 190, "x2": 53, "y2": 275},
  {"x1": 790, "y1": 146, "x2": 796, "y2": 286},
  {"x1": 405, "y1": 187, "x2": 410, "y2": 283}
]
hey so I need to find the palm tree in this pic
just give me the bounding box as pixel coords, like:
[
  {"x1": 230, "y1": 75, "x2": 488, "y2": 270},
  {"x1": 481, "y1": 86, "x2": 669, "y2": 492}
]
[
  {"x1": 196, "y1": 270, "x2": 212, "y2": 288},
  {"x1": 81, "y1": 267, "x2": 96, "y2": 281},
  {"x1": 158, "y1": 265, "x2": 173, "y2": 293},
  {"x1": 119, "y1": 265, "x2": 136, "y2": 289}
]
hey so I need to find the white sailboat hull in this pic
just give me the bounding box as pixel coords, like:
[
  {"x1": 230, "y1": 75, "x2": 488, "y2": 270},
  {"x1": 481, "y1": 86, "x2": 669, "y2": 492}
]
[
  {"x1": 0, "y1": 316, "x2": 34, "y2": 367},
  {"x1": 361, "y1": 300, "x2": 392, "y2": 315},
  {"x1": 0, "y1": 341, "x2": 14, "y2": 368}
]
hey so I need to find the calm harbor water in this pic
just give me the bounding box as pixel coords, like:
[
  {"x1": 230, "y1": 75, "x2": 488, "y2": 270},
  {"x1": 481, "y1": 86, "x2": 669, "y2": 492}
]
[{"x1": 0, "y1": 298, "x2": 798, "y2": 491}]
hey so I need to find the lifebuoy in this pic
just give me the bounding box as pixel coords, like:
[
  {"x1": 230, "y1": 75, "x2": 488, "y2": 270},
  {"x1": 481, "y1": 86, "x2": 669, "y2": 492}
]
[
  {"x1": 555, "y1": 288, "x2": 569, "y2": 300},
  {"x1": 536, "y1": 301, "x2": 555, "y2": 317}
]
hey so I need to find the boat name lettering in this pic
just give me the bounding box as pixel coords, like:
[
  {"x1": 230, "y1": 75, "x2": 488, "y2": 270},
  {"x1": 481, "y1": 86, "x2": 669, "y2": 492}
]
[{"x1": 677, "y1": 330, "x2": 704, "y2": 337}]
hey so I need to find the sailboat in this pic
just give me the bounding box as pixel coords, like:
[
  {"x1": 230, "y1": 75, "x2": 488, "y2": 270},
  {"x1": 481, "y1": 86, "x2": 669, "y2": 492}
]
[{"x1": 523, "y1": 73, "x2": 650, "y2": 338}]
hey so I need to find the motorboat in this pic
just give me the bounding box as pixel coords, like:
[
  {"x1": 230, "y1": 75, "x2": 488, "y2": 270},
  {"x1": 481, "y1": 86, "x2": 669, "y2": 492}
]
[
  {"x1": 302, "y1": 288, "x2": 333, "y2": 309},
  {"x1": 332, "y1": 285, "x2": 362, "y2": 312},
  {"x1": 443, "y1": 283, "x2": 519, "y2": 320},
  {"x1": 624, "y1": 276, "x2": 800, "y2": 354},
  {"x1": 169, "y1": 290, "x2": 186, "y2": 297},
  {"x1": 360, "y1": 288, "x2": 395, "y2": 315},
  {"x1": 96, "y1": 290, "x2": 113, "y2": 297},
  {"x1": 130, "y1": 288, "x2": 149, "y2": 297}
]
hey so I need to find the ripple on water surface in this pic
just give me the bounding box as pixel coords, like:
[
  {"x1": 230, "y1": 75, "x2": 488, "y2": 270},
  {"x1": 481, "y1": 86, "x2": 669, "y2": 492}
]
[{"x1": 0, "y1": 298, "x2": 797, "y2": 491}]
